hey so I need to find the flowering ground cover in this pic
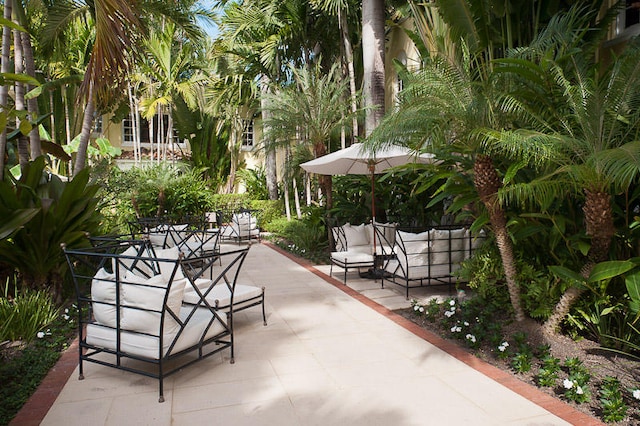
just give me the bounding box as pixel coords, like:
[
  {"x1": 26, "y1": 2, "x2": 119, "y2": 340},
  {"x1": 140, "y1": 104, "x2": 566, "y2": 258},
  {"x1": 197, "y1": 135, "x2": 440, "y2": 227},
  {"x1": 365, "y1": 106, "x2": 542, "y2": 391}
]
[{"x1": 400, "y1": 297, "x2": 640, "y2": 425}]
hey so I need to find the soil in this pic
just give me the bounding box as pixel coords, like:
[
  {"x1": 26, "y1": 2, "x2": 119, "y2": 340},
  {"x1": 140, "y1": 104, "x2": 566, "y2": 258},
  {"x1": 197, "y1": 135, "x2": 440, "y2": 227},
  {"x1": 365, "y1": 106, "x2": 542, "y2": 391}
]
[{"x1": 395, "y1": 308, "x2": 640, "y2": 425}]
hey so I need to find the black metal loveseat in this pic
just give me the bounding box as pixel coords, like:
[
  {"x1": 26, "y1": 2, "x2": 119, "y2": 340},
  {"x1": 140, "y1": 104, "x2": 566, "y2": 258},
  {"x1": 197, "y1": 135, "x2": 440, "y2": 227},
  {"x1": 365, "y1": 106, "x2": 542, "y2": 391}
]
[
  {"x1": 63, "y1": 240, "x2": 249, "y2": 402},
  {"x1": 373, "y1": 223, "x2": 486, "y2": 299}
]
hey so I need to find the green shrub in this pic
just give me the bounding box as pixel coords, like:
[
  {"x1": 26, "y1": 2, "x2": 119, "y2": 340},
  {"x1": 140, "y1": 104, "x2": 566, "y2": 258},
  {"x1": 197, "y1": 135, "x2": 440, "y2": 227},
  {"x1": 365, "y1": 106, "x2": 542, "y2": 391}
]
[
  {"x1": 249, "y1": 199, "x2": 284, "y2": 229},
  {"x1": 0, "y1": 157, "x2": 101, "y2": 300},
  {"x1": 0, "y1": 286, "x2": 59, "y2": 342},
  {"x1": 0, "y1": 303, "x2": 78, "y2": 425}
]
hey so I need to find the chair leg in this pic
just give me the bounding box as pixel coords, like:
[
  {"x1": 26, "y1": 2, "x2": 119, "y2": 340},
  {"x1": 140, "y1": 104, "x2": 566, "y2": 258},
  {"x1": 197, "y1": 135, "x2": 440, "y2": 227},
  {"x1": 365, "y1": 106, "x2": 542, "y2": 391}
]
[{"x1": 261, "y1": 287, "x2": 267, "y2": 326}]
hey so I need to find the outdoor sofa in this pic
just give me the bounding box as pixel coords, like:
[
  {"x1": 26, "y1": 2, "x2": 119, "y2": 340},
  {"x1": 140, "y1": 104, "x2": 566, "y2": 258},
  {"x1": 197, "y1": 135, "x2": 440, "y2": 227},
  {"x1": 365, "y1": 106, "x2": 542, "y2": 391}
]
[
  {"x1": 374, "y1": 223, "x2": 486, "y2": 299},
  {"x1": 63, "y1": 240, "x2": 251, "y2": 402}
]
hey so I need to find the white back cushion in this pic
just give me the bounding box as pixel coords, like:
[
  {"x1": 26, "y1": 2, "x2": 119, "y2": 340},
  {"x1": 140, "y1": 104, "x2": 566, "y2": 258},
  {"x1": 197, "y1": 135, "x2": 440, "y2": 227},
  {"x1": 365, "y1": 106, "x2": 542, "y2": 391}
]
[
  {"x1": 120, "y1": 272, "x2": 186, "y2": 335},
  {"x1": 91, "y1": 268, "x2": 117, "y2": 327},
  {"x1": 343, "y1": 223, "x2": 369, "y2": 247}
]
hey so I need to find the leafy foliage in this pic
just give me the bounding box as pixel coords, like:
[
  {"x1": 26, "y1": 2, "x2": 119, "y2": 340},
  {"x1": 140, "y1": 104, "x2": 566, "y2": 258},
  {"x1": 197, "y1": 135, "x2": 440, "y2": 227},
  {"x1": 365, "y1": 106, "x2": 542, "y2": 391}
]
[{"x1": 0, "y1": 157, "x2": 101, "y2": 301}]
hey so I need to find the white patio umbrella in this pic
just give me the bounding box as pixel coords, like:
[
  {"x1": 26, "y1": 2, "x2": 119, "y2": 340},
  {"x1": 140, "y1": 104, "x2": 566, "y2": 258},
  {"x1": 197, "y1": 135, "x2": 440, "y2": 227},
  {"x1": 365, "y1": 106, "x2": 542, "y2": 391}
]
[{"x1": 300, "y1": 143, "x2": 436, "y2": 251}]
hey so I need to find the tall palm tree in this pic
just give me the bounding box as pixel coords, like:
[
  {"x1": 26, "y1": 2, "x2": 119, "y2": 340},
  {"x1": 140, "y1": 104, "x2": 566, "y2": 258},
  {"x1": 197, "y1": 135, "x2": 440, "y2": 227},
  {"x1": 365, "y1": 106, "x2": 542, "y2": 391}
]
[
  {"x1": 262, "y1": 61, "x2": 362, "y2": 210},
  {"x1": 312, "y1": 0, "x2": 361, "y2": 141},
  {"x1": 216, "y1": 0, "x2": 341, "y2": 199},
  {"x1": 135, "y1": 22, "x2": 206, "y2": 162}
]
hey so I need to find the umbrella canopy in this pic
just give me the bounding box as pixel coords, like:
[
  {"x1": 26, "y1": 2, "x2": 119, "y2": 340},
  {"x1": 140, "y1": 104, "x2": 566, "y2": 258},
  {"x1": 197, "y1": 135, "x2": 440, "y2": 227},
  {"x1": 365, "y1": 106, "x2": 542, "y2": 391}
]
[
  {"x1": 300, "y1": 143, "x2": 436, "y2": 252},
  {"x1": 300, "y1": 143, "x2": 434, "y2": 176}
]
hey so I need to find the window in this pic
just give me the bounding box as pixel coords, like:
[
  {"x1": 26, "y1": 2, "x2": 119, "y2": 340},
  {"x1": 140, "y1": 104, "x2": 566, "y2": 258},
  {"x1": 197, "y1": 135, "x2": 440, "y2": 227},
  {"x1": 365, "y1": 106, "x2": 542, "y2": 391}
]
[
  {"x1": 242, "y1": 120, "x2": 254, "y2": 150},
  {"x1": 616, "y1": 1, "x2": 640, "y2": 36},
  {"x1": 93, "y1": 113, "x2": 103, "y2": 134},
  {"x1": 123, "y1": 113, "x2": 179, "y2": 146}
]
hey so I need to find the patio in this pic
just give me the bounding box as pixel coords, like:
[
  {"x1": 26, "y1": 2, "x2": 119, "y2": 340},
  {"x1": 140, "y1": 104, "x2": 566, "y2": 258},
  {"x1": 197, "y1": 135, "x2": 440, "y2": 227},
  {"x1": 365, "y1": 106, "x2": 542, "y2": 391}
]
[{"x1": 16, "y1": 242, "x2": 599, "y2": 425}]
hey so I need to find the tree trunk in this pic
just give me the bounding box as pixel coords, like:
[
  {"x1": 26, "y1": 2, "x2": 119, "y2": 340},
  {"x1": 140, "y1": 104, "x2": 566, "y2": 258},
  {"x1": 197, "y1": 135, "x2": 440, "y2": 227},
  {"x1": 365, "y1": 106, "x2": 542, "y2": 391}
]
[
  {"x1": 293, "y1": 177, "x2": 302, "y2": 219},
  {"x1": 73, "y1": 83, "x2": 95, "y2": 176},
  {"x1": 284, "y1": 180, "x2": 291, "y2": 220},
  {"x1": 542, "y1": 189, "x2": 614, "y2": 335},
  {"x1": 13, "y1": 27, "x2": 29, "y2": 172},
  {"x1": 0, "y1": 0, "x2": 12, "y2": 181},
  {"x1": 474, "y1": 154, "x2": 525, "y2": 321},
  {"x1": 362, "y1": 0, "x2": 385, "y2": 136},
  {"x1": 261, "y1": 76, "x2": 278, "y2": 199},
  {"x1": 339, "y1": 9, "x2": 358, "y2": 142},
  {"x1": 21, "y1": 31, "x2": 41, "y2": 158}
]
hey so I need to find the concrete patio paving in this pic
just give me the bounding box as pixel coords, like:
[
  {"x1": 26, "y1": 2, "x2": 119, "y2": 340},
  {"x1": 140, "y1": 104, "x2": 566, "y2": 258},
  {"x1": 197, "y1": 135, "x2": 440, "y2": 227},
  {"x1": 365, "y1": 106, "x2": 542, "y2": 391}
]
[{"x1": 14, "y1": 242, "x2": 602, "y2": 425}]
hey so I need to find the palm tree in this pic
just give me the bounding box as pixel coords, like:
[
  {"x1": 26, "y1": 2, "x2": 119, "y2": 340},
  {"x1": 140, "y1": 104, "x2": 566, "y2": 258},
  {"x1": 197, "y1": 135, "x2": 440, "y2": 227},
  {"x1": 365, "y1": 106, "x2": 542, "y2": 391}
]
[
  {"x1": 216, "y1": 0, "x2": 341, "y2": 199},
  {"x1": 262, "y1": 61, "x2": 362, "y2": 210},
  {"x1": 312, "y1": 0, "x2": 361, "y2": 142},
  {"x1": 135, "y1": 22, "x2": 206, "y2": 162}
]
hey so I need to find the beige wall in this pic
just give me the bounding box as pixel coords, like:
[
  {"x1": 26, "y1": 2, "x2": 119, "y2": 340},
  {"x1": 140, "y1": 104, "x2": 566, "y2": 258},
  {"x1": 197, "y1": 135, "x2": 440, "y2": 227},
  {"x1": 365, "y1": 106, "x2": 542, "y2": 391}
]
[{"x1": 385, "y1": 18, "x2": 421, "y2": 113}]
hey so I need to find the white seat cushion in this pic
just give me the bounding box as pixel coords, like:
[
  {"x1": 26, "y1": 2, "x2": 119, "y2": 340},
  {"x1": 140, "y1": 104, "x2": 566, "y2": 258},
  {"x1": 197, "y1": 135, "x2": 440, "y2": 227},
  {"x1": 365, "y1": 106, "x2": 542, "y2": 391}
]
[
  {"x1": 331, "y1": 250, "x2": 374, "y2": 264},
  {"x1": 183, "y1": 280, "x2": 263, "y2": 310}
]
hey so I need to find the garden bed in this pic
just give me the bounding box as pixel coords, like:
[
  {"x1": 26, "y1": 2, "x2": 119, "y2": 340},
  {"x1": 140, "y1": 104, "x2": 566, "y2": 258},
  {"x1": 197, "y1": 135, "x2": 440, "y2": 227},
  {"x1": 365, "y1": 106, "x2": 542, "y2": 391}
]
[{"x1": 396, "y1": 305, "x2": 640, "y2": 425}]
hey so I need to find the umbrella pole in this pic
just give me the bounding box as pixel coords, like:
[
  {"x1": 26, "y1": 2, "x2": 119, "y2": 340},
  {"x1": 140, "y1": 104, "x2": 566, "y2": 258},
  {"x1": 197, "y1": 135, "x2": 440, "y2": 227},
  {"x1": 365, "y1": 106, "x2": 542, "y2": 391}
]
[{"x1": 369, "y1": 163, "x2": 377, "y2": 255}]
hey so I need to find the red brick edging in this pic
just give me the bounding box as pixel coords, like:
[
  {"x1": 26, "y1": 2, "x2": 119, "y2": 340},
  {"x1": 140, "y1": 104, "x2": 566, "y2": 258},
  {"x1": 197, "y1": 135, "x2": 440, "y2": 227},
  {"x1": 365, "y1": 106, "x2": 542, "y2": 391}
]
[
  {"x1": 9, "y1": 338, "x2": 79, "y2": 426},
  {"x1": 264, "y1": 241, "x2": 605, "y2": 426}
]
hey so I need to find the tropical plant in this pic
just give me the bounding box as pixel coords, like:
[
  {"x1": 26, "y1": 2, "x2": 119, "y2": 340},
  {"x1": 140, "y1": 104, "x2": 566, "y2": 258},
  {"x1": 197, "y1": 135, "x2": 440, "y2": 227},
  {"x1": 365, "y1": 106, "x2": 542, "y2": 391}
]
[
  {"x1": 0, "y1": 157, "x2": 100, "y2": 302},
  {"x1": 491, "y1": 25, "x2": 640, "y2": 335},
  {"x1": 0, "y1": 286, "x2": 59, "y2": 343},
  {"x1": 263, "y1": 61, "x2": 362, "y2": 211}
]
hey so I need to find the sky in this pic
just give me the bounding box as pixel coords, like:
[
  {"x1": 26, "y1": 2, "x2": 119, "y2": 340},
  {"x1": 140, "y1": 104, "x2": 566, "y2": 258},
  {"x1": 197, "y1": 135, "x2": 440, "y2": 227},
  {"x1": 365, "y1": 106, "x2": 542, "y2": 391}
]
[{"x1": 197, "y1": 0, "x2": 220, "y2": 39}]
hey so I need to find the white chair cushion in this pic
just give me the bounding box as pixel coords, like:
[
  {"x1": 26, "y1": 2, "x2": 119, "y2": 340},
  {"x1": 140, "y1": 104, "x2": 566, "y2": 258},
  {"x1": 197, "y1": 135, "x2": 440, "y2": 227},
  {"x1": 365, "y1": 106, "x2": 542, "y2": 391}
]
[
  {"x1": 331, "y1": 250, "x2": 374, "y2": 264},
  {"x1": 91, "y1": 268, "x2": 117, "y2": 327},
  {"x1": 398, "y1": 230, "x2": 430, "y2": 242},
  {"x1": 120, "y1": 272, "x2": 186, "y2": 335},
  {"x1": 430, "y1": 228, "x2": 466, "y2": 264},
  {"x1": 343, "y1": 223, "x2": 369, "y2": 247},
  {"x1": 182, "y1": 280, "x2": 262, "y2": 309}
]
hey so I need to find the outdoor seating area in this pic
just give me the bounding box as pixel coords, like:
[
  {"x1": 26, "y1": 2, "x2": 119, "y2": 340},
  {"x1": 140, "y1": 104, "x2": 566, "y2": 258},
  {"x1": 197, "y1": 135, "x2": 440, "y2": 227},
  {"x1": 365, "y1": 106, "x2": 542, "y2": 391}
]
[
  {"x1": 328, "y1": 221, "x2": 486, "y2": 299},
  {"x1": 29, "y1": 243, "x2": 589, "y2": 426},
  {"x1": 375, "y1": 223, "x2": 486, "y2": 299},
  {"x1": 214, "y1": 209, "x2": 262, "y2": 244},
  {"x1": 62, "y1": 226, "x2": 267, "y2": 403}
]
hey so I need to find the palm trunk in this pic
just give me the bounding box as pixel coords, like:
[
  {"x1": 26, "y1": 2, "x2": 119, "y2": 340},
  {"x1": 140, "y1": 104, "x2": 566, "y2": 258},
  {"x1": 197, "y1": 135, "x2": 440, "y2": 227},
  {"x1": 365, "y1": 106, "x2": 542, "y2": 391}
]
[
  {"x1": 73, "y1": 83, "x2": 95, "y2": 176},
  {"x1": 261, "y1": 76, "x2": 278, "y2": 199},
  {"x1": 542, "y1": 189, "x2": 614, "y2": 335},
  {"x1": 293, "y1": 177, "x2": 302, "y2": 219},
  {"x1": 13, "y1": 27, "x2": 29, "y2": 172},
  {"x1": 21, "y1": 31, "x2": 41, "y2": 158},
  {"x1": 0, "y1": 0, "x2": 12, "y2": 181},
  {"x1": 474, "y1": 154, "x2": 525, "y2": 321},
  {"x1": 339, "y1": 9, "x2": 358, "y2": 141},
  {"x1": 362, "y1": 0, "x2": 386, "y2": 136}
]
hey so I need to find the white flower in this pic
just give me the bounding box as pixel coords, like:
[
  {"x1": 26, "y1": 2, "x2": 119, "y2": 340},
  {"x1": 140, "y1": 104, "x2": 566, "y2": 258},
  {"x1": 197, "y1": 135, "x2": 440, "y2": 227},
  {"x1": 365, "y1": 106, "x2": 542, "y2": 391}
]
[
  {"x1": 563, "y1": 379, "x2": 574, "y2": 389},
  {"x1": 466, "y1": 334, "x2": 476, "y2": 343},
  {"x1": 414, "y1": 305, "x2": 419, "y2": 311},
  {"x1": 576, "y1": 386, "x2": 584, "y2": 395},
  {"x1": 498, "y1": 345, "x2": 506, "y2": 352},
  {"x1": 444, "y1": 310, "x2": 455, "y2": 318},
  {"x1": 463, "y1": 321, "x2": 469, "y2": 326},
  {"x1": 633, "y1": 389, "x2": 640, "y2": 400},
  {"x1": 449, "y1": 306, "x2": 456, "y2": 312},
  {"x1": 419, "y1": 307, "x2": 424, "y2": 313},
  {"x1": 37, "y1": 331, "x2": 45, "y2": 339},
  {"x1": 501, "y1": 341, "x2": 509, "y2": 348},
  {"x1": 449, "y1": 300, "x2": 455, "y2": 306},
  {"x1": 450, "y1": 326, "x2": 457, "y2": 332},
  {"x1": 63, "y1": 314, "x2": 70, "y2": 321}
]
